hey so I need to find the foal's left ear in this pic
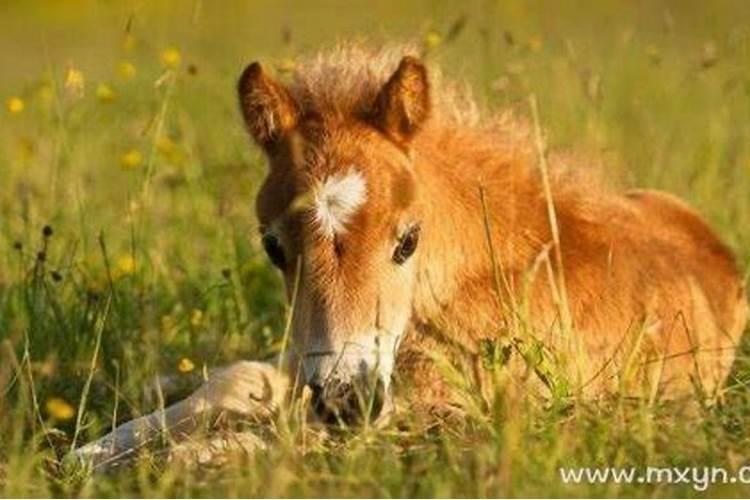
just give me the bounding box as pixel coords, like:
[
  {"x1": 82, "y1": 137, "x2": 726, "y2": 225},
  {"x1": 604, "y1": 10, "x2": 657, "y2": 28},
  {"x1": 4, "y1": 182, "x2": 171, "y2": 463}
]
[
  {"x1": 237, "y1": 62, "x2": 299, "y2": 151},
  {"x1": 371, "y1": 56, "x2": 430, "y2": 145}
]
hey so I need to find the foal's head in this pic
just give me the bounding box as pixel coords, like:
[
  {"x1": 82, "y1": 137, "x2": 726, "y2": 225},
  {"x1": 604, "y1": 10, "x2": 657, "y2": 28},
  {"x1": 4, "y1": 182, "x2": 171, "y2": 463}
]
[{"x1": 238, "y1": 56, "x2": 430, "y2": 424}]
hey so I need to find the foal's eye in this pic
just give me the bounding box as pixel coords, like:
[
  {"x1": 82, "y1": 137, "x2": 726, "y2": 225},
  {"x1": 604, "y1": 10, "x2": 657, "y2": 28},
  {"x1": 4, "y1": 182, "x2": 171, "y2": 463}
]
[
  {"x1": 261, "y1": 234, "x2": 286, "y2": 269},
  {"x1": 393, "y1": 224, "x2": 420, "y2": 265}
]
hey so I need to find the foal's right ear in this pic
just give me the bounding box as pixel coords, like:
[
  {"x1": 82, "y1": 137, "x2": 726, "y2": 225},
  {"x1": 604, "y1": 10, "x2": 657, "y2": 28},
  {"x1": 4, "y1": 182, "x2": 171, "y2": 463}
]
[
  {"x1": 370, "y1": 56, "x2": 431, "y2": 145},
  {"x1": 237, "y1": 62, "x2": 299, "y2": 151}
]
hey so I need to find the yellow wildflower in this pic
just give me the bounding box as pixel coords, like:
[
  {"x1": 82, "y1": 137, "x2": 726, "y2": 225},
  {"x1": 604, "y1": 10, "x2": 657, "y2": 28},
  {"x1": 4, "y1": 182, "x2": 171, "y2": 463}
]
[
  {"x1": 46, "y1": 397, "x2": 75, "y2": 421},
  {"x1": 160, "y1": 47, "x2": 182, "y2": 69},
  {"x1": 190, "y1": 309, "x2": 203, "y2": 327},
  {"x1": 96, "y1": 83, "x2": 116, "y2": 102},
  {"x1": 424, "y1": 31, "x2": 442, "y2": 50},
  {"x1": 117, "y1": 61, "x2": 136, "y2": 81},
  {"x1": 120, "y1": 149, "x2": 143, "y2": 170},
  {"x1": 116, "y1": 254, "x2": 135, "y2": 275},
  {"x1": 64, "y1": 66, "x2": 85, "y2": 98},
  {"x1": 6, "y1": 96, "x2": 24, "y2": 114},
  {"x1": 178, "y1": 357, "x2": 195, "y2": 373}
]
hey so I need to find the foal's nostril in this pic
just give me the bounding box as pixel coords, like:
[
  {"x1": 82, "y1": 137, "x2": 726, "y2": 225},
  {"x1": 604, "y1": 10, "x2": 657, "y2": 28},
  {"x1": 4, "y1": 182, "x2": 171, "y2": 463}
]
[
  {"x1": 309, "y1": 383, "x2": 324, "y2": 402},
  {"x1": 308, "y1": 378, "x2": 386, "y2": 426}
]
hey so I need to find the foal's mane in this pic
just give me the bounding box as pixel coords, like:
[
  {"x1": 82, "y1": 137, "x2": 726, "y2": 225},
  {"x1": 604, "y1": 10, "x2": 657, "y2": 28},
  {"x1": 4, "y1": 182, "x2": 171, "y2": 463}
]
[
  {"x1": 285, "y1": 41, "x2": 608, "y2": 197},
  {"x1": 287, "y1": 42, "x2": 480, "y2": 127}
]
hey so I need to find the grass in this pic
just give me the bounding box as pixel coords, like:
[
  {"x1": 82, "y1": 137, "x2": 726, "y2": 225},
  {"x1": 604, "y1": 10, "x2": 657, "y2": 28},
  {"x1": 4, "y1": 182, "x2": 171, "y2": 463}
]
[{"x1": 1, "y1": 0, "x2": 750, "y2": 497}]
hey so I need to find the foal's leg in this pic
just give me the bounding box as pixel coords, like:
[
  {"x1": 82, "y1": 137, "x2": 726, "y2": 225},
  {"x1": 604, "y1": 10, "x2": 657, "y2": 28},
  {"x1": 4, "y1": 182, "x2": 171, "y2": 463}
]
[{"x1": 73, "y1": 360, "x2": 290, "y2": 470}]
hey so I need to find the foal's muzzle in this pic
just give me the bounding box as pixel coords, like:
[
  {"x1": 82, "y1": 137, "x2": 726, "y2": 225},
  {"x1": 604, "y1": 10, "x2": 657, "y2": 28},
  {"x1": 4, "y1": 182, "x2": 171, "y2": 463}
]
[{"x1": 309, "y1": 377, "x2": 386, "y2": 426}]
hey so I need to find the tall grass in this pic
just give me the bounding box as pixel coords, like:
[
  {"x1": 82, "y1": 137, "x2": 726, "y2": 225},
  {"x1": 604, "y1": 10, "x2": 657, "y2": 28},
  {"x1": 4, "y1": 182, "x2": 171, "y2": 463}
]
[{"x1": 0, "y1": 0, "x2": 749, "y2": 497}]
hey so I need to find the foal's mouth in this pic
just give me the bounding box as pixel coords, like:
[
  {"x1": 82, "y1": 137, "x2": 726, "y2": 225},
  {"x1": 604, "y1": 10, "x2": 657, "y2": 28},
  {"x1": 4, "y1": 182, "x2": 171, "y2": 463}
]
[
  {"x1": 299, "y1": 342, "x2": 397, "y2": 426},
  {"x1": 308, "y1": 377, "x2": 388, "y2": 427}
]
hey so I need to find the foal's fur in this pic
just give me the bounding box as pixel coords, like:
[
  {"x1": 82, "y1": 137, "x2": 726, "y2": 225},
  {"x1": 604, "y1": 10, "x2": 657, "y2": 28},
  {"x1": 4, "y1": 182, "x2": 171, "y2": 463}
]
[{"x1": 76, "y1": 44, "x2": 748, "y2": 468}]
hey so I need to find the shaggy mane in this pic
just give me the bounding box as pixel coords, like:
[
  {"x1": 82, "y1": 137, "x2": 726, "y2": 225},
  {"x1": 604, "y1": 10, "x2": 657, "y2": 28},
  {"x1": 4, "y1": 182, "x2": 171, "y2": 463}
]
[
  {"x1": 285, "y1": 41, "x2": 609, "y2": 198},
  {"x1": 288, "y1": 42, "x2": 480, "y2": 126}
]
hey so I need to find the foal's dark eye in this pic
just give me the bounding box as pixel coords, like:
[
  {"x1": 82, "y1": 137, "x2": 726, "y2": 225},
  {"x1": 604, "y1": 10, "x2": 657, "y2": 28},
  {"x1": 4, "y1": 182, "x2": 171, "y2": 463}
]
[
  {"x1": 261, "y1": 234, "x2": 286, "y2": 269},
  {"x1": 393, "y1": 224, "x2": 420, "y2": 265}
]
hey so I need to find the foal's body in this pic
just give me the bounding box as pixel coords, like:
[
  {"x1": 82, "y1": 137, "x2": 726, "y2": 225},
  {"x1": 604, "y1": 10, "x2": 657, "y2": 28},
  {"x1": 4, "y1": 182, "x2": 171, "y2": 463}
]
[{"x1": 76, "y1": 45, "x2": 747, "y2": 468}]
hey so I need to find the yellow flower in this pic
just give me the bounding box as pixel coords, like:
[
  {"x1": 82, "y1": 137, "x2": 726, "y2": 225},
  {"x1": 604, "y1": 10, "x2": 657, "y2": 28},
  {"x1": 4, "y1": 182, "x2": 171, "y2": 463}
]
[
  {"x1": 177, "y1": 357, "x2": 195, "y2": 373},
  {"x1": 160, "y1": 47, "x2": 182, "y2": 69},
  {"x1": 117, "y1": 61, "x2": 137, "y2": 80},
  {"x1": 116, "y1": 254, "x2": 135, "y2": 275},
  {"x1": 96, "y1": 83, "x2": 116, "y2": 102},
  {"x1": 46, "y1": 397, "x2": 75, "y2": 421},
  {"x1": 120, "y1": 149, "x2": 143, "y2": 170},
  {"x1": 424, "y1": 31, "x2": 442, "y2": 50},
  {"x1": 64, "y1": 66, "x2": 85, "y2": 98},
  {"x1": 6, "y1": 96, "x2": 24, "y2": 114},
  {"x1": 190, "y1": 309, "x2": 203, "y2": 327}
]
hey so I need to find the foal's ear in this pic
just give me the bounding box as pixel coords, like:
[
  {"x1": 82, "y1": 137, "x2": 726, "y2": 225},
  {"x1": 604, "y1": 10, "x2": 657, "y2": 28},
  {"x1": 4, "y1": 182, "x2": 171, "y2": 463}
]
[
  {"x1": 371, "y1": 56, "x2": 430, "y2": 144},
  {"x1": 238, "y1": 62, "x2": 299, "y2": 150}
]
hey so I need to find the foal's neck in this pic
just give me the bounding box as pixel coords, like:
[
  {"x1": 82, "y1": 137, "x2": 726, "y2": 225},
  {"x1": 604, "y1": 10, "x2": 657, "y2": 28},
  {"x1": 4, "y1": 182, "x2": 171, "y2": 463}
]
[{"x1": 410, "y1": 125, "x2": 546, "y2": 338}]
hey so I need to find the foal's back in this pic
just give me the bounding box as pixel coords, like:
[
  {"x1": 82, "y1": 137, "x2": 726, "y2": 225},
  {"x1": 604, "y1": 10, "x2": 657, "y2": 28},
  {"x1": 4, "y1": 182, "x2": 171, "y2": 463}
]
[{"x1": 551, "y1": 185, "x2": 747, "y2": 397}]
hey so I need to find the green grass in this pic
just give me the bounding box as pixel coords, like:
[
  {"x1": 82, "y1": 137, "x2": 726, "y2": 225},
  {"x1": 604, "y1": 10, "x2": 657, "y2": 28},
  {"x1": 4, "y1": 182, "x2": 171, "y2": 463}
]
[{"x1": 1, "y1": 0, "x2": 749, "y2": 497}]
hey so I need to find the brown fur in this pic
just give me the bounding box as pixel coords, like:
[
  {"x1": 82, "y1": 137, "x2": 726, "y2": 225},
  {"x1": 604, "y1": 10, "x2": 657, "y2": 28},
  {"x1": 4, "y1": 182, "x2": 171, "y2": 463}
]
[
  {"x1": 244, "y1": 42, "x2": 746, "y2": 405},
  {"x1": 75, "y1": 43, "x2": 748, "y2": 469}
]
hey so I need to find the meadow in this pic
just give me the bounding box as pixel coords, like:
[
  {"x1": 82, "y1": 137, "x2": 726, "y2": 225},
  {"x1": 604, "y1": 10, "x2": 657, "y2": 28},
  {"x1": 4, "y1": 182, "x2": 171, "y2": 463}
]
[{"x1": 1, "y1": 0, "x2": 749, "y2": 497}]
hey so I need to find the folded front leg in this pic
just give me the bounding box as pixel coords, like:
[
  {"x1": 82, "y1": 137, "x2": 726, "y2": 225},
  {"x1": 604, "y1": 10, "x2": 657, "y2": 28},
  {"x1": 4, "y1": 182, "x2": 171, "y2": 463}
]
[{"x1": 73, "y1": 360, "x2": 290, "y2": 470}]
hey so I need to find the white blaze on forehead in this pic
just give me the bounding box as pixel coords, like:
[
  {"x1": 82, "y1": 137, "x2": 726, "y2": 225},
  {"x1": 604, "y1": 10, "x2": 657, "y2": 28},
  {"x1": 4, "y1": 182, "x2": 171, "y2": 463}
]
[{"x1": 313, "y1": 169, "x2": 367, "y2": 238}]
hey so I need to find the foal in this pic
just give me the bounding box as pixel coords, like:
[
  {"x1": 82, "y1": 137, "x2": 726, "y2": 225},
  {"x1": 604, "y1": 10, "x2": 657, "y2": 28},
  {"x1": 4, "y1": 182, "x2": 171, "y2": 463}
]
[{"x1": 75, "y1": 44, "x2": 747, "y2": 468}]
